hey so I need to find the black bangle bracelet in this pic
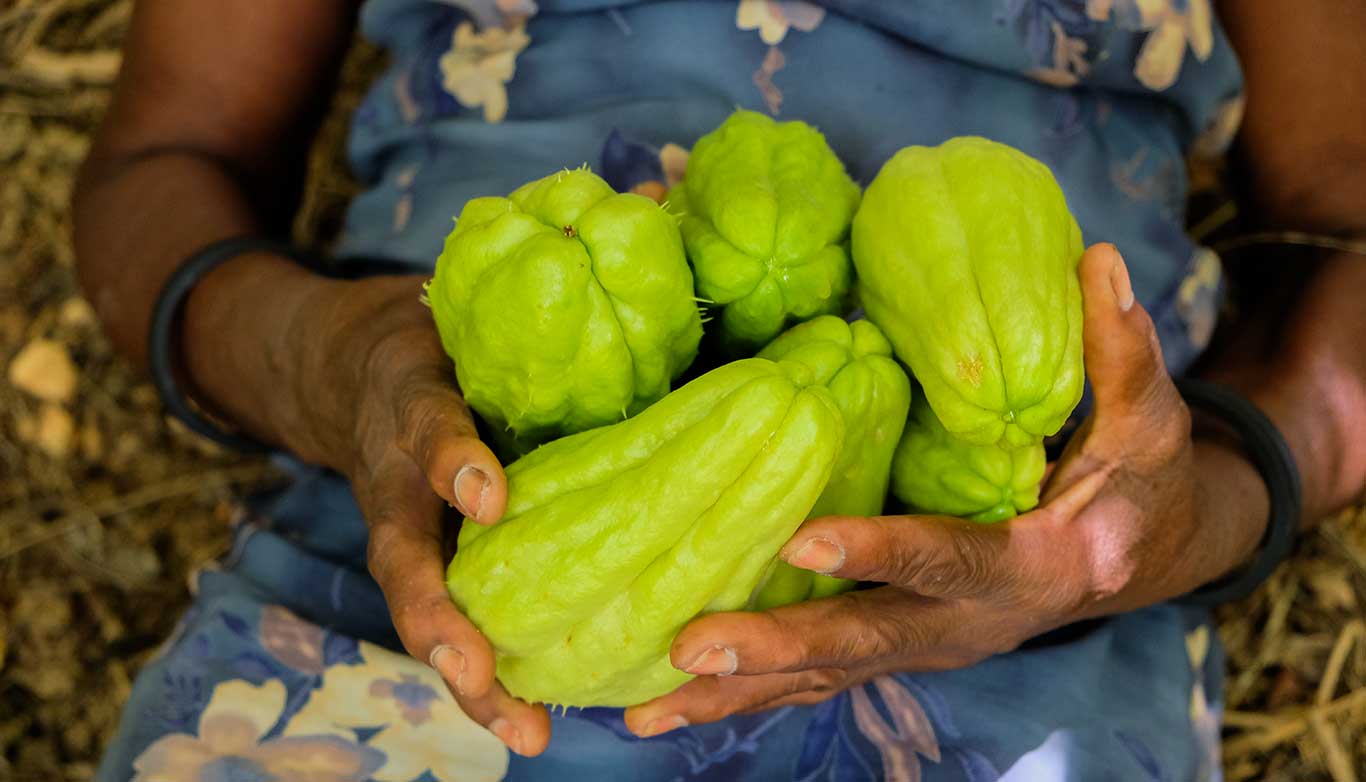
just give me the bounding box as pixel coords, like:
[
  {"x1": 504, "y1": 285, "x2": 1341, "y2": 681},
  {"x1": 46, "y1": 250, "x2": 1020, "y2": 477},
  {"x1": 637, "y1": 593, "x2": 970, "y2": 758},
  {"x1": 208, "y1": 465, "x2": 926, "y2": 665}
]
[
  {"x1": 1174, "y1": 378, "x2": 1302, "y2": 607},
  {"x1": 148, "y1": 236, "x2": 317, "y2": 454}
]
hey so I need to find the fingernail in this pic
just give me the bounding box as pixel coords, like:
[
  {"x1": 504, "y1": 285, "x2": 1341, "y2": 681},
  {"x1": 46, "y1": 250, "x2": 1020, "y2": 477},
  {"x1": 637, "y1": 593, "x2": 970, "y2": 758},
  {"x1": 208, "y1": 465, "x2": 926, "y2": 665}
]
[
  {"x1": 639, "y1": 714, "x2": 688, "y2": 738},
  {"x1": 784, "y1": 537, "x2": 845, "y2": 574},
  {"x1": 454, "y1": 465, "x2": 490, "y2": 520},
  {"x1": 1108, "y1": 250, "x2": 1135, "y2": 312},
  {"x1": 488, "y1": 718, "x2": 525, "y2": 755},
  {"x1": 685, "y1": 644, "x2": 737, "y2": 676},
  {"x1": 429, "y1": 644, "x2": 468, "y2": 696}
]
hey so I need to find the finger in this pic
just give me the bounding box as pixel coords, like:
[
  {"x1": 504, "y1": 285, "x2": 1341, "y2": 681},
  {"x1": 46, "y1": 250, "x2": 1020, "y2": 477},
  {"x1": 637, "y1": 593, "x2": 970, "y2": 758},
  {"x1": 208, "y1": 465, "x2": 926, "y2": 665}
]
[
  {"x1": 670, "y1": 588, "x2": 970, "y2": 678},
  {"x1": 776, "y1": 513, "x2": 1030, "y2": 600},
  {"x1": 453, "y1": 679, "x2": 553, "y2": 757},
  {"x1": 623, "y1": 668, "x2": 852, "y2": 736},
  {"x1": 1078, "y1": 243, "x2": 1182, "y2": 429},
  {"x1": 361, "y1": 453, "x2": 497, "y2": 699},
  {"x1": 396, "y1": 377, "x2": 508, "y2": 525}
]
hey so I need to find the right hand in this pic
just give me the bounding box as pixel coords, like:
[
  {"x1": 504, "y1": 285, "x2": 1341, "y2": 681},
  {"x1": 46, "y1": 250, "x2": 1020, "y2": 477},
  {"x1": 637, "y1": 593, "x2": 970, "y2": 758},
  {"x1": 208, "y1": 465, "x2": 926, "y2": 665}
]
[{"x1": 272, "y1": 271, "x2": 553, "y2": 755}]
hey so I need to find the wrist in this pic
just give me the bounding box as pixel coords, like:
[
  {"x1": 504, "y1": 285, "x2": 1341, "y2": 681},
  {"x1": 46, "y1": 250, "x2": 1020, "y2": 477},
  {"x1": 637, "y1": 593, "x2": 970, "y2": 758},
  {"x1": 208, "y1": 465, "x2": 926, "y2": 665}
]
[
  {"x1": 1186, "y1": 433, "x2": 1271, "y2": 587},
  {"x1": 180, "y1": 251, "x2": 335, "y2": 458}
]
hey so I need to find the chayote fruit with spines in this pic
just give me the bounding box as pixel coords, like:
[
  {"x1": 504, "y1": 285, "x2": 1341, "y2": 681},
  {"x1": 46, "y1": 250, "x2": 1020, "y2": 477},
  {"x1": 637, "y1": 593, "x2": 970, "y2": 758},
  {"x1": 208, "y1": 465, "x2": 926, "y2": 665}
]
[
  {"x1": 891, "y1": 394, "x2": 1046, "y2": 523},
  {"x1": 853, "y1": 136, "x2": 1084, "y2": 449},
  {"x1": 668, "y1": 110, "x2": 861, "y2": 350},
  {"x1": 446, "y1": 358, "x2": 844, "y2": 707},
  {"x1": 750, "y1": 316, "x2": 912, "y2": 609},
  {"x1": 428, "y1": 167, "x2": 703, "y2": 455}
]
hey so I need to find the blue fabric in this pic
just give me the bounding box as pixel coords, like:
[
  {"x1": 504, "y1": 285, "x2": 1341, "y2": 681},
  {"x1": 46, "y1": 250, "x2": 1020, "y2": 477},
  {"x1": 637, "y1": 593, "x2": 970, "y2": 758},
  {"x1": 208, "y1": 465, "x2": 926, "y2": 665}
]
[{"x1": 99, "y1": 2, "x2": 1242, "y2": 780}]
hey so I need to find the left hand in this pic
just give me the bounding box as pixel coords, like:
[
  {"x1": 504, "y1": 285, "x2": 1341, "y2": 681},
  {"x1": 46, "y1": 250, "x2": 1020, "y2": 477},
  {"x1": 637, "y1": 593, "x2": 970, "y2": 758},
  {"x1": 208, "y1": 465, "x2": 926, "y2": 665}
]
[{"x1": 624, "y1": 243, "x2": 1272, "y2": 737}]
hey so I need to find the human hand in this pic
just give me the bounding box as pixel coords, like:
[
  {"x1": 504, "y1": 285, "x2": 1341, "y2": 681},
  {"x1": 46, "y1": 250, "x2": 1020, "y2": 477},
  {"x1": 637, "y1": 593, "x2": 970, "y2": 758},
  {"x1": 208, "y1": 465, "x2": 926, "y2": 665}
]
[
  {"x1": 283, "y1": 273, "x2": 553, "y2": 755},
  {"x1": 622, "y1": 243, "x2": 1272, "y2": 737}
]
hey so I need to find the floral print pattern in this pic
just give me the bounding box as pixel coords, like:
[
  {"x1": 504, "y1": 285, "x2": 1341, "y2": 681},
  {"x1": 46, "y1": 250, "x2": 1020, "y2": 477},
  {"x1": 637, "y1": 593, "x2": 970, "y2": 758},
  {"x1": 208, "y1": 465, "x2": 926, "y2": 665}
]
[
  {"x1": 736, "y1": 0, "x2": 826, "y2": 46},
  {"x1": 1176, "y1": 247, "x2": 1222, "y2": 352},
  {"x1": 736, "y1": 0, "x2": 826, "y2": 114},
  {"x1": 287, "y1": 640, "x2": 508, "y2": 782},
  {"x1": 1086, "y1": 0, "x2": 1214, "y2": 90},
  {"x1": 438, "y1": 19, "x2": 531, "y2": 123},
  {"x1": 132, "y1": 679, "x2": 385, "y2": 782},
  {"x1": 850, "y1": 678, "x2": 941, "y2": 781},
  {"x1": 600, "y1": 130, "x2": 688, "y2": 203}
]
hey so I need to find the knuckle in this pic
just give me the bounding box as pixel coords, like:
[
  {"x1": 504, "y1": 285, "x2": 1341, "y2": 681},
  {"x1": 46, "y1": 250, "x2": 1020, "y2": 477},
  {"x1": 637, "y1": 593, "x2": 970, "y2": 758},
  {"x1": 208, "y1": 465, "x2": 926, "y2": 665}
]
[
  {"x1": 889, "y1": 529, "x2": 994, "y2": 597},
  {"x1": 802, "y1": 668, "x2": 847, "y2": 695}
]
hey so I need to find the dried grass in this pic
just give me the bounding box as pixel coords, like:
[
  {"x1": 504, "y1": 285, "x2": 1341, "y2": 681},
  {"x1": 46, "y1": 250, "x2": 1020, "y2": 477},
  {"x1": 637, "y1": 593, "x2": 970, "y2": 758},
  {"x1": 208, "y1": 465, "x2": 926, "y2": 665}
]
[{"x1": 0, "y1": 2, "x2": 1362, "y2": 779}]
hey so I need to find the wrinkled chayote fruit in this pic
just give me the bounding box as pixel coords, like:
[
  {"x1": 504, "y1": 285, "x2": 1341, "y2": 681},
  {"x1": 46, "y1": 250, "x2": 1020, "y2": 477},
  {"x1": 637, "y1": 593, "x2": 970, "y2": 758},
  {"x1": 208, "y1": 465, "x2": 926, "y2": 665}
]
[
  {"x1": 852, "y1": 136, "x2": 1084, "y2": 448},
  {"x1": 446, "y1": 358, "x2": 844, "y2": 707},
  {"x1": 750, "y1": 316, "x2": 912, "y2": 609},
  {"x1": 428, "y1": 167, "x2": 703, "y2": 455},
  {"x1": 668, "y1": 110, "x2": 861, "y2": 350},
  {"x1": 891, "y1": 394, "x2": 1046, "y2": 523}
]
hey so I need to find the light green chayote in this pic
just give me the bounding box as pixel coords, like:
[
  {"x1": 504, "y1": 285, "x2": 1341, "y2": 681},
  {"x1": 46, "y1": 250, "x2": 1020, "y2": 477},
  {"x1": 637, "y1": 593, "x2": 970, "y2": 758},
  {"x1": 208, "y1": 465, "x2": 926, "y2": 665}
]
[
  {"x1": 446, "y1": 358, "x2": 844, "y2": 707},
  {"x1": 891, "y1": 393, "x2": 1046, "y2": 523},
  {"x1": 428, "y1": 168, "x2": 703, "y2": 455},
  {"x1": 668, "y1": 110, "x2": 861, "y2": 350},
  {"x1": 749, "y1": 317, "x2": 912, "y2": 609},
  {"x1": 853, "y1": 137, "x2": 1085, "y2": 448}
]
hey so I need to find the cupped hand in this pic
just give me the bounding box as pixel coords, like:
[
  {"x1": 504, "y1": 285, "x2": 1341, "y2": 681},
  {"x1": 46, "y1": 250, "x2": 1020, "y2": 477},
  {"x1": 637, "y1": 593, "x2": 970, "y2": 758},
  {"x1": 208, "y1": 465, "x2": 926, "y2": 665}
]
[
  {"x1": 294, "y1": 274, "x2": 552, "y2": 755},
  {"x1": 623, "y1": 243, "x2": 1272, "y2": 737}
]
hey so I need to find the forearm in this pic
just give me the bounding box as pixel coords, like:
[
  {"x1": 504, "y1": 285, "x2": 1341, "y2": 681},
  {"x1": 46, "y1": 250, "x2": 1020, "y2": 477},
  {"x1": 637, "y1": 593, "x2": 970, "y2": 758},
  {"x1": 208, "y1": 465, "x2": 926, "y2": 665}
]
[
  {"x1": 73, "y1": 149, "x2": 434, "y2": 468},
  {"x1": 1201, "y1": 248, "x2": 1366, "y2": 525}
]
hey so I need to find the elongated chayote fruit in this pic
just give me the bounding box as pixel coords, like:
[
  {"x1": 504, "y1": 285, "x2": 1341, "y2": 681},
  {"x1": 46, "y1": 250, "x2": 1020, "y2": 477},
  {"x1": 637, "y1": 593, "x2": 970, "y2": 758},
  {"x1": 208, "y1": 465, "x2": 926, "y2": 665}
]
[
  {"x1": 446, "y1": 358, "x2": 844, "y2": 707},
  {"x1": 892, "y1": 394, "x2": 1046, "y2": 523},
  {"x1": 853, "y1": 136, "x2": 1084, "y2": 448},
  {"x1": 750, "y1": 316, "x2": 912, "y2": 609},
  {"x1": 668, "y1": 110, "x2": 861, "y2": 350},
  {"x1": 428, "y1": 168, "x2": 703, "y2": 455}
]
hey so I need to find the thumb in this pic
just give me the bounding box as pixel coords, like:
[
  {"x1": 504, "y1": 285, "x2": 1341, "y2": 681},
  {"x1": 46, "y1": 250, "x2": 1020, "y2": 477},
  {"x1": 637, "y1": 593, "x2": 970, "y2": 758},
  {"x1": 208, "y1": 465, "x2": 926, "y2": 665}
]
[{"x1": 1079, "y1": 243, "x2": 1176, "y2": 428}]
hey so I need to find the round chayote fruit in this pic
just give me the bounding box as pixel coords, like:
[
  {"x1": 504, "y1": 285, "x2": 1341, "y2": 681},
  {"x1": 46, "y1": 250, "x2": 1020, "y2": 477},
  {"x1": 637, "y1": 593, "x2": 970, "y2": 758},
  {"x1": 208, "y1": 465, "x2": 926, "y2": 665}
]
[
  {"x1": 428, "y1": 167, "x2": 703, "y2": 454},
  {"x1": 668, "y1": 110, "x2": 861, "y2": 351},
  {"x1": 891, "y1": 393, "x2": 1046, "y2": 523}
]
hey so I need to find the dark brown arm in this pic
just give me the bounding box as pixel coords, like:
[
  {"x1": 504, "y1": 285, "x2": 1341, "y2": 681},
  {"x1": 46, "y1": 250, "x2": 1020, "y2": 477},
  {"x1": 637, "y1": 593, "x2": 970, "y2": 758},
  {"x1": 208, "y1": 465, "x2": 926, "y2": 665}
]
[{"x1": 1204, "y1": 0, "x2": 1366, "y2": 525}]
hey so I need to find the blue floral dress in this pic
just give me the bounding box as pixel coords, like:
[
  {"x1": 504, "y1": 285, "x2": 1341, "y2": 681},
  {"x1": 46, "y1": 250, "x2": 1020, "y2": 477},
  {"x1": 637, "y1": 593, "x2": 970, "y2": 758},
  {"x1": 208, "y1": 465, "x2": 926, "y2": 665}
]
[{"x1": 98, "y1": 2, "x2": 1244, "y2": 780}]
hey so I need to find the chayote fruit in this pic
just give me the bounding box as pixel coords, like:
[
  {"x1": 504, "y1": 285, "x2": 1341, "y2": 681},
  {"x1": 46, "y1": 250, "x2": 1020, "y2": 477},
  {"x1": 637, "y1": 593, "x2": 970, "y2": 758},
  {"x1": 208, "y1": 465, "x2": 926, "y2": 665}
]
[
  {"x1": 428, "y1": 167, "x2": 703, "y2": 454},
  {"x1": 446, "y1": 358, "x2": 845, "y2": 707},
  {"x1": 852, "y1": 136, "x2": 1084, "y2": 449},
  {"x1": 750, "y1": 316, "x2": 912, "y2": 609},
  {"x1": 891, "y1": 394, "x2": 1046, "y2": 523},
  {"x1": 668, "y1": 110, "x2": 861, "y2": 350}
]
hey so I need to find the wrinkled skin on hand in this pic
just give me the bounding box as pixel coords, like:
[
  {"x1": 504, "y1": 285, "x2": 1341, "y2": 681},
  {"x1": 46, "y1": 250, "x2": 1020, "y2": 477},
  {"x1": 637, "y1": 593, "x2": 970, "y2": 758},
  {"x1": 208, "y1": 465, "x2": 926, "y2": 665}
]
[
  {"x1": 750, "y1": 317, "x2": 912, "y2": 608},
  {"x1": 668, "y1": 110, "x2": 861, "y2": 350},
  {"x1": 853, "y1": 136, "x2": 1084, "y2": 448},
  {"x1": 621, "y1": 245, "x2": 1269, "y2": 739},
  {"x1": 446, "y1": 358, "x2": 844, "y2": 707},
  {"x1": 892, "y1": 393, "x2": 1047, "y2": 522},
  {"x1": 429, "y1": 167, "x2": 703, "y2": 455}
]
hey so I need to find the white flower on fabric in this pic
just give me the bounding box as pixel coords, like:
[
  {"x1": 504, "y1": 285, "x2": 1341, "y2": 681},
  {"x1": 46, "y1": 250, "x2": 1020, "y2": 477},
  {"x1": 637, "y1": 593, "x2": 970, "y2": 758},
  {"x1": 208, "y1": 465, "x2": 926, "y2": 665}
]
[
  {"x1": 736, "y1": 0, "x2": 826, "y2": 46},
  {"x1": 285, "y1": 640, "x2": 508, "y2": 782},
  {"x1": 438, "y1": 19, "x2": 531, "y2": 123},
  {"x1": 1132, "y1": 0, "x2": 1213, "y2": 91},
  {"x1": 132, "y1": 679, "x2": 384, "y2": 782}
]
